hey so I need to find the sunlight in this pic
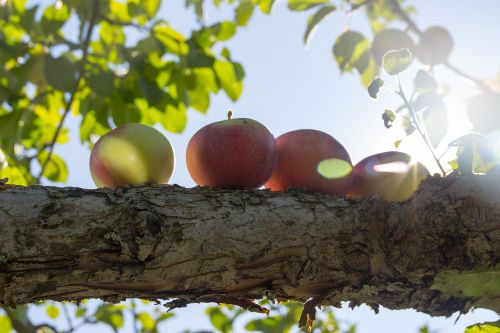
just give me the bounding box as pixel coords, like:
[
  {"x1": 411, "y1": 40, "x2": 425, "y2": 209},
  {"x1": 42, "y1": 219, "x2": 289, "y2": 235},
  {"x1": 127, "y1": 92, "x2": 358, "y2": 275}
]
[{"x1": 400, "y1": 80, "x2": 478, "y2": 174}]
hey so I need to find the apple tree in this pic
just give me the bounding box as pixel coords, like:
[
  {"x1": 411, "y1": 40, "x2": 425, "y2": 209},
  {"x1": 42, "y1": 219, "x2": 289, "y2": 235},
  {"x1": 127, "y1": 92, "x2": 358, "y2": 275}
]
[{"x1": 0, "y1": 0, "x2": 498, "y2": 333}]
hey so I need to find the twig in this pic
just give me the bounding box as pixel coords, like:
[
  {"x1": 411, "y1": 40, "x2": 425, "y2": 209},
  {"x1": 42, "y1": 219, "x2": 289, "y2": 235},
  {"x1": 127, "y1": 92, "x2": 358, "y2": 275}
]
[
  {"x1": 131, "y1": 300, "x2": 139, "y2": 333},
  {"x1": 63, "y1": 302, "x2": 75, "y2": 332},
  {"x1": 397, "y1": 76, "x2": 446, "y2": 175},
  {"x1": 35, "y1": 0, "x2": 100, "y2": 183},
  {"x1": 350, "y1": 0, "x2": 376, "y2": 11}
]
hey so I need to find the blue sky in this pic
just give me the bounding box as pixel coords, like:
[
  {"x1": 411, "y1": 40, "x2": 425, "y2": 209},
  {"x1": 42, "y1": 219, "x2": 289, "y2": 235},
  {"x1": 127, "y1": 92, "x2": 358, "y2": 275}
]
[{"x1": 36, "y1": 0, "x2": 500, "y2": 332}]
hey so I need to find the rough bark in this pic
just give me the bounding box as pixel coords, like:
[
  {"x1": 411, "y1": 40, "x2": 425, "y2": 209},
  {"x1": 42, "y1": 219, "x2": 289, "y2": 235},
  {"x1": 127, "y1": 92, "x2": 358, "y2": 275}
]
[{"x1": 0, "y1": 174, "x2": 498, "y2": 317}]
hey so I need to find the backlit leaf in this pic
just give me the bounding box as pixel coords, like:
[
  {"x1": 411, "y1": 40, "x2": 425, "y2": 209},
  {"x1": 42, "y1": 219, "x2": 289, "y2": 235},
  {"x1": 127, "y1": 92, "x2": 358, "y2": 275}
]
[
  {"x1": 288, "y1": 0, "x2": 329, "y2": 11},
  {"x1": 0, "y1": 315, "x2": 12, "y2": 333},
  {"x1": 44, "y1": 55, "x2": 77, "y2": 92},
  {"x1": 431, "y1": 268, "x2": 500, "y2": 298},
  {"x1": 45, "y1": 304, "x2": 60, "y2": 319},
  {"x1": 382, "y1": 48, "x2": 413, "y2": 75},
  {"x1": 235, "y1": 0, "x2": 254, "y2": 26},
  {"x1": 304, "y1": 5, "x2": 336, "y2": 46},
  {"x1": 368, "y1": 77, "x2": 384, "y2": 99}
]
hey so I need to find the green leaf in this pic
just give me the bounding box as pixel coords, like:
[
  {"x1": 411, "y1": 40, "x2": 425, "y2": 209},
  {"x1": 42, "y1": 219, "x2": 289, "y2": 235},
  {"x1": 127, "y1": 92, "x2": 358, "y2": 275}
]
[
  {"x1": 153, "y1": 23, "x2": 188, "y2": 55},
  {"x1": 235, "y1": 0, "x2": 254, "y2": 26},
  {"x1": 213, "y1": 21, "x2": 237, "y2": 41},
  {"x1": 144, "y1": 0, "x2": 160, "y2": 17},
  {"x1": 214, "y1": 60, "x2": 243, "y2": 101},
  {"x1": 0, "y1": 315, "x2": 12, "y2": 333},
  {"x1": 111, "y1": 97, "x2": 141, "y2": 126},
  {"x1": 37, "y1": 151, "x2": 69, "y2": 183},
  {"x1": 44, "y1": 55, "x2": 77, "y2": 92},
  {"x1": 257, "y1": 0, "x2": 277, "y2": 14},
  {"x1": 0, "y1": 110, "x2": 22, "y2": 154},
  {"x1": 287, "y1": 0, "x2": 329, "y2": 11},
  {"x1": 19, "y1": 5, "x2": 38, "y2": 32},
  {"x1": 139, "y1": 75, "x2": 163, "y2": 106},
  {"x1": 304, "y1": 5, "x2": 336, "y2": 46},
  {"x1": 160, "y1": 103, "x2": 187, "y2": 133},
  {"x1": 207, "y1": 307, "x2": 232, "y2": 333},
  {"x1": 382, "y1": 109, "x2": 395, "y2": 128},
  {"x1": 333, "y1": 30, "x2": 378, "y2": 86},
  {"x1": 0, "y1": 165, "x2": 30, "y2": 186},
  {"x1": 382, "y1": 48, "x2": 413, "y2": 75},
  {"x1": 45, "y1": 304, "x2": 60, "y2": 319},
  {"x1": 156, "y1": 312, "x2": 174, "y2": 323},
  {"x1": 333, "y1": 31, "x2": 367, "y2": 72},
  {"x1": 423, "y1": 106, "x2": 447, "y2": 148},
  {"x1": 138, "y1": 312, "x2": 155, "y2": 331},
  {"x1": 186, "y1": 0, "x2": 205, "y2": 20},
  {"x1": 187, "y1": 85, "x2": 210, "y2": 113},
  {"x1": 449, "y1": 134, "x2": 493, "y2": 174},
  {"x1": 95, "y1": 304, "x2": 125, "y2": 332},
  {"x1": 465, "y1": 321, "x2": 500, "y2": 333},
  {"x1": 431, "y1": 268, "x2": 500, "y2": 298},
  {"x1": 368, "y1": 77, "x2": 384, "y2": 99},
  {"x1": 317, "y1": 158, "x2": 352, "y2": 179},
  {"x1": 41, "y1": 2, "x2": 70, "y2": 34},
  {"x1": 414, "y1": 69, "x2": 437, "y2": 92},
  {"x1": 76, "y1": 307, "x2": 87, "y2": 318},
  {"x1": 88, "y1": 71, "x2": 115, "y2": 97}
]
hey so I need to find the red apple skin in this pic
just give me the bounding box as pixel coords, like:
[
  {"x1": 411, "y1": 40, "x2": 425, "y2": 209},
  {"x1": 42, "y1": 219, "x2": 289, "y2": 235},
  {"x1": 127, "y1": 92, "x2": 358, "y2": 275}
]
[
  {"x1": 348, "y1": 151, "x2": 429, "y2": 202},
  {"x1": 264, "y1": 129, "x2": 353, "y2": 196},
  {"x1": 186, "y1": 118, "x2": 277, "y2": 188},
  {"x1": 90, "y1": 123, "x2": 175, "y2": 188}
]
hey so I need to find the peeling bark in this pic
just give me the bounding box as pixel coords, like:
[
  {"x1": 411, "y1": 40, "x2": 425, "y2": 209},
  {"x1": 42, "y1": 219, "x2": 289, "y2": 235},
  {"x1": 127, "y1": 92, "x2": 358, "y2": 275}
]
[{"x1": 0, "y1": 174, "x2": 498, "y2": 317}]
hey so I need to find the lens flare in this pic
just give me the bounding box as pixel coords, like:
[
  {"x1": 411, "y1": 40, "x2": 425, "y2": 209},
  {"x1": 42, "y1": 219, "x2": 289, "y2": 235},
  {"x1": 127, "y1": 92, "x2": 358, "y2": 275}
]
[
  {"x1": 317, "y1": 158, "x2": 352, "y2": 180},
  {"x1": 373, "y1": 161, "x2": 410, "y2": 173}
]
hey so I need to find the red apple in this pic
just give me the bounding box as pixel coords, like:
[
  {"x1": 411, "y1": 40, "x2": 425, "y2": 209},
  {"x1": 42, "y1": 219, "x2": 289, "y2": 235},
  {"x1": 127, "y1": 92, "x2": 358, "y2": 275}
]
[
  {"x1": 186, "y1": 112, "x2": 277, "y2": 188},
  {"x1": 348, "y1": 151, "x2": 429, "y2": 202},
  {"x1": 90, "y1": 123, "x2": 175, "y2": 188},
  {"x1": 416, "y1": 26, "x2": 453, "y2": 66},
  {"x1": 265, "y1": 129, "x2": 353, "y2": 195}
]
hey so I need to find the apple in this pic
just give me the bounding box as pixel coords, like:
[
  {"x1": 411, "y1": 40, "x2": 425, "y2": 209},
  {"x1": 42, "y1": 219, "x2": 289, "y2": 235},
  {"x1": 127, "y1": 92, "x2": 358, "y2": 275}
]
[
  {"x1": 416, "y1": 26, "x2": 453, "y2": 66},
  {"x1": 186, "y1": 111, "x2": 277, "y2": 188},
  {"x1": 265, "y1": 129, "x2": 353, "y2": 196},
  {"x1": 371, "y1": 29, "x2": 416, "y2": 65},
  {"x1": 90, "y1": 123, "x2": 175, "y2": 188},
  {"x1": 348, "y1": 151, "x2": 429, "y2": 202}
]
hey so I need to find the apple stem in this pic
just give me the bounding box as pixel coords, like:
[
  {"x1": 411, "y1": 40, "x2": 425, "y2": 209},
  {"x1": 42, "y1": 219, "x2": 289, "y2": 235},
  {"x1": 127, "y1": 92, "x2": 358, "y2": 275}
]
[{"x1": 227, "y1": 109, "x2": 233, "y2": 120}]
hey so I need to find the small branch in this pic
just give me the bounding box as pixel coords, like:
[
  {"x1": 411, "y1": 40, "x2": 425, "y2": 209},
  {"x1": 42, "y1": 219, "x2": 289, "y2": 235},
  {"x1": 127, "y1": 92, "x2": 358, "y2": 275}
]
[
  {"x1": 63, "y1": 302, "x2": 75, "y2": 332},
  {"x1": 350, "y1": 0, "x2": 376, "y2": 11},
  {"x1": 397, "y1": 76, "x2": 446, "y2": 175},
  {"x1": 35, "y1": 0, "x2": 100, "y2": 184},
  {"x1": 98, "y1": 15, "x2": 150, "y2": 32},
  {"x1": 131, "y1": 300, "x2": 139, "y2": 333}
]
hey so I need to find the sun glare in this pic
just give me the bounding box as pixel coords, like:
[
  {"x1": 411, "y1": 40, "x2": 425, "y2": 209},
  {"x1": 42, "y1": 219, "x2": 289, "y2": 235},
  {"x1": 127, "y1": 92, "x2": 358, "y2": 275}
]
[
  {"x1": 399, "y1": 79, "x2": 479, "y2": 174},
  {"x1": 373, "y1": 161, "x2": 409, "y2": 173}
]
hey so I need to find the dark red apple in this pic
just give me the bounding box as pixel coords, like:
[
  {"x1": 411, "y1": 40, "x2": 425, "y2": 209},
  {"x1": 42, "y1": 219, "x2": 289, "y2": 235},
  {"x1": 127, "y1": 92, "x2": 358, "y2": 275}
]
[
  {"x1": 264, "y1": 129, "x2": 353, "y2": 195},
  {"x1": 416, "y1": 26, "x2": 453, "y2": 66},
  {"x1": 348, "y1": 151, "x2": 429, "y2": 202},
  {"x1": 186, "y1": 112, "x2": 277, "y2": 188}
]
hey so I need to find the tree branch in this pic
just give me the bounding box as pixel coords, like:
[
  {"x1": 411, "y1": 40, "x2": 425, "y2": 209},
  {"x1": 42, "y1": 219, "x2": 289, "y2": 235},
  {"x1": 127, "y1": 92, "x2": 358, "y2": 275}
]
[
  {"x1": 35, "y1": 0, "x2": 100, "y2": 184},
  {"x1": 0, "y1": 175, "x2": 498, "y2": 318}
]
